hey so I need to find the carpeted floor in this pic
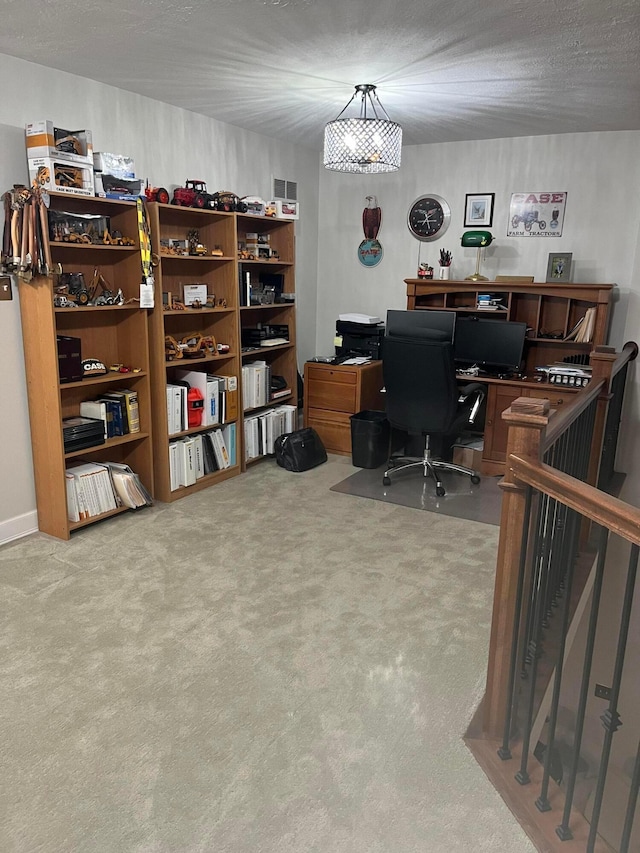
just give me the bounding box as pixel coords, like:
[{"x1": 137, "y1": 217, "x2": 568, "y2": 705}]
[
  {"x1": 330, "y1": 463, "x2": 503, "y2": 525},
  {"x1": 0, "y1": 455, "x2": 535, "y2": 853}
]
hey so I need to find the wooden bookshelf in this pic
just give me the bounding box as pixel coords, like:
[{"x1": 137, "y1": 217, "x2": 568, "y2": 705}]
[
  {"x1": 147, "y1": 206, "x2": 298, "y2": 493},
  {"x1": 18, "y1": 195, "x2": 154, "y2": 540}
]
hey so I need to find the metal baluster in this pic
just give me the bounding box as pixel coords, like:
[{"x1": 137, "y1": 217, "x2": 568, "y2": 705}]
[
  {"x1": 556, "y1": 525, "x2": 609, "y2": 841},
  {"x1": 521, "y1": 491, "x2": 548, "y2": 677},
  {"x1": 620, "y1": 737, "x2": 640, "y2": 853},
  {"x1": 499, "y1": 486, "x2": 533, "y2": 761},
  {"x1": 587, "y1": 543, "x2": 639, "y2": 852},
  {"x1": 516, "y1": 491, "x2": 557, "y2": 785},
  {"x1": 536, "y1": 502, "x2": 581, "y2": 811}
]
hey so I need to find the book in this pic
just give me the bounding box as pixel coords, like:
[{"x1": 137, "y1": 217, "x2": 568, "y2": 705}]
[
  {"x1": 115, "y1": 388, "x2": 140, "y2": 433},
  {"x1": 205, "y1": 376, "x2": 221, "y2": 426},
  {"x1": 100, "y1": 391, "x2": 130, "y2": 434},
  {"x1": 208, "y1": 429, "x2": 230, "y2": 469},
  {"x1": 177, "y1": 437, "x2": 197, "y2": 486},
  {"x1": 222, "y1": 422, "x2": 237, "y2": 467},
  {"x1": 563, "y1": 315, "x2": 585, "y2": 342},
  {"x1": 193, "y1": 434, "x2": 205, "y2": 479},
  {"x1": 98, "y1": 395, "x2": 125, "y2": 436},
  {"x1": 201, "y1": 432, "x2": 218, "y2": 475},
  {"x1": 103, "y1": 461, "x2": 152, "y2": 508},
  {"x1": 575, "y1": 307, "x2": 596, "y2": 343},
  {"x1": 169, "y1": 442, "x2": 180, "y2": 491},
  {"x1": 79, "y1": 401, "x2": 108, "y2": 439}
]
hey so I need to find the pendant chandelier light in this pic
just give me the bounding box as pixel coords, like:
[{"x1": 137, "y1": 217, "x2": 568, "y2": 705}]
[{"x1": 323, "y1": 84, "x2": 402, "y2": 174}]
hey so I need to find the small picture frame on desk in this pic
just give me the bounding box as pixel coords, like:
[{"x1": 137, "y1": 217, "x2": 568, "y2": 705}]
[
  {"x1": 546, "y1": 252, "x2": 572, "y2": 283},
  {"x1": 464, "y1": 193, "x2": 495, "y2": 227}
]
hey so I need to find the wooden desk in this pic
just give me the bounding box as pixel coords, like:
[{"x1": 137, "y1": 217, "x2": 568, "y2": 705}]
[
  {"x1": 304, "y1": 360, "x2": 385, "y2": 455},
  {"x1": 464, "y1": 374, "x2": 578, "y2": 475}
]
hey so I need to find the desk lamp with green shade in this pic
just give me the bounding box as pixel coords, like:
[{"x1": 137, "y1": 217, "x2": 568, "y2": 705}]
[{"x1": 461, "y1": 230, "x2": 493, "y2": 281}]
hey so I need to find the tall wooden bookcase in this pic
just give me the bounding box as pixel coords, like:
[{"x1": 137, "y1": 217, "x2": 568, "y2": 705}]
[
  {"x1": 146, "y1": 205, "x2": 297, "y2": 499},
  {"x1": 237, "y1": 212, "x2": 297, "y2": 466},
  {"x1": 146, "y1": 203, "x2": 241, "y2": 501},
  {"x1": 18, "y1": 194, "x2": 154, "y2": 540}
]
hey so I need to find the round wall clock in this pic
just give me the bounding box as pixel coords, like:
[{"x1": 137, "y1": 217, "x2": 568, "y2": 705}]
[{"x1": 407, "y1": 194, "x2": 451, "y2": 242}]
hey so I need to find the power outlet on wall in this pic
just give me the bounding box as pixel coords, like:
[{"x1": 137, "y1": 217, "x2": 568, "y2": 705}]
[{"x1": 0, "y1": 275, "x2": 12, "y2": 300}]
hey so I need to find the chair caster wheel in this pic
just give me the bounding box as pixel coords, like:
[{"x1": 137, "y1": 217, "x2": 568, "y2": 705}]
[
  {"x1": 383, "y1": 476, "x2": 391, "y2": 486},
  {"x1": 436, "y1": 485, "x2": 446, "y2": 497},
  {"x1": 471, "y1": 475, "x2": 481, "y2": 485}
]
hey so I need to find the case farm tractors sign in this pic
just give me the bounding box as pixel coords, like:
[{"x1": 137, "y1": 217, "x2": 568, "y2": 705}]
[{"x1": 508, "y1": 192, "x2": 567, "y2": 237}]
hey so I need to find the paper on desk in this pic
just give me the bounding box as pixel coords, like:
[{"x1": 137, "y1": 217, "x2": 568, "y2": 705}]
[{"x1": 341, "y1": 356, "x2": 371, "y2": 365}]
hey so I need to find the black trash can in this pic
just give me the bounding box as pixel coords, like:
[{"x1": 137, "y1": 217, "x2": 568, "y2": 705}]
[{"x1": 350, "y1": 410, "x2": 390, "y2": 468}]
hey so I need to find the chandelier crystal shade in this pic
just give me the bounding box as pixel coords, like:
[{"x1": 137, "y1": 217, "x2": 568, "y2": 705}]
[{"x1": 323, "y1": 84, "x2": 402, "y2": 174}]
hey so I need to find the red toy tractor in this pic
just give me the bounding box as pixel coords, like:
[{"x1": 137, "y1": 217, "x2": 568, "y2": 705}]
[
  {"x1": 171, "y1": 180, "x2": 214, "y2": 208},
  {"x1": 144, "y1": 181, "x2": 170, "y2": 204}
]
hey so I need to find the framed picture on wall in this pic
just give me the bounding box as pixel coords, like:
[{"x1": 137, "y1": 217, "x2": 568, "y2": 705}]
[
  {"x1": 546, "y1": 252, "x2": 572, "y2": 283},
  {"x1": 464, "y1": 193, "x2": 495, "y2": 227}
]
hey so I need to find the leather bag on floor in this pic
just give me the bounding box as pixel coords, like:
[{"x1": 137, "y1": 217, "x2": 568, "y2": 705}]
[{"x1": 274, "y1": 427, "x2": 327, "y2": 472}]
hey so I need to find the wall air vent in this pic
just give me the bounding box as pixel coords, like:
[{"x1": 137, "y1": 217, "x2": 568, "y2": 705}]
[{"x1": 272, "y1": 177, "x2": 298, "y2": 201}]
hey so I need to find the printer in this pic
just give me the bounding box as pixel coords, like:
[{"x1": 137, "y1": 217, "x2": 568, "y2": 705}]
[{"x1": 335, "y1": 315, "x2": 385, "y2": 359}]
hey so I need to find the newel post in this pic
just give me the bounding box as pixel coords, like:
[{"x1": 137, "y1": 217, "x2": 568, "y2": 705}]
[
  {"x1": 587, "y1": 346, "x2": 618, "y2": 487},
  {"x1": 483, "y1": 397, "x2": 552, "y2": 738}
]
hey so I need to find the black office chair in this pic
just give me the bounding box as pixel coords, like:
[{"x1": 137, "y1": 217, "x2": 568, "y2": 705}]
[{"x1": 382, "y1": 331, "x2": 484, "y2": 496}]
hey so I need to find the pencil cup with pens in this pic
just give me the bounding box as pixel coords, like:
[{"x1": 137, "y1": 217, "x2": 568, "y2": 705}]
[{"x1": 438, "y1": 249, "x2": 452, "y2": 280}]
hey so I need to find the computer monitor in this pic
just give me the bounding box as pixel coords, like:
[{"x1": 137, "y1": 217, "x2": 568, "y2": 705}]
[
  {"x1": 454, "y1": 317, "x2": 527, "y2": 373},
  {"x1": 386, "y1": 309, "x2": 456, "y2": 341}
]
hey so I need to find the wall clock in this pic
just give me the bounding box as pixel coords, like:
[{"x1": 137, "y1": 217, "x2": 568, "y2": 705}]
[{"x1": 407, "y1": 194, "x2": 451, "y2": 242}]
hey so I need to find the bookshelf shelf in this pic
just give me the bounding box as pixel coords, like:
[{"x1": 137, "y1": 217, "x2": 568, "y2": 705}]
[
  {"x1": 64, "y1": 432, "x2": 151, "y2": 460},
  {"x1": 18, "y1": 194, "x2": 156, "y2": 540},
  {"x1": 69, "y1": 505, "x2": 130, "y2": 531}
]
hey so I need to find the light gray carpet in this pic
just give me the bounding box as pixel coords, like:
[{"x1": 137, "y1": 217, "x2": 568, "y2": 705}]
[
  {"x1": 330, "y1": 462, "x2": 503, "y2": 526},
  {"x1": 0, "y1": 456, "x2": 535, "y2": 853}
]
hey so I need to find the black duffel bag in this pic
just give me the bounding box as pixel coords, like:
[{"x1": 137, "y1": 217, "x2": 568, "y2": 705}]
[{"x1": 274, "y1": 427, "x2": 327, "y2": 472}]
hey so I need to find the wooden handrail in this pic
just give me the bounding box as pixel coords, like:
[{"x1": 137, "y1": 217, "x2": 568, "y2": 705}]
[{"x1": 509, "y1": 454, "x2": 640, "y2": 546}]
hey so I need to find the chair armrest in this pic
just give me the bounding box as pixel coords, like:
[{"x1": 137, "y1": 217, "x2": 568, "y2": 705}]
[
  {"x1": 458, "y1": 383, "x2": 485, "y2": 425},
  {"x1": 458, "y1": 381, "x2": 485, "y2": 400}
]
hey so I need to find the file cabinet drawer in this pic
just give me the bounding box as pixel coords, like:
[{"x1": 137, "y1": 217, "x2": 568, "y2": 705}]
[
  {"x1": 306, "y1": 365, "x2": 357, "y2": 386},
  {"x1": 307, "y1": 408, "x2": 352, "y2": 455},
  {"x1": 307, "y1": 378, "x2": 357, "y2": 413}
]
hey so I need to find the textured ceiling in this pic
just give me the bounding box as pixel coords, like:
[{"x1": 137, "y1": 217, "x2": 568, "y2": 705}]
[{"x1": 2, "y1": 0, "x2": 639, "y2": 148}]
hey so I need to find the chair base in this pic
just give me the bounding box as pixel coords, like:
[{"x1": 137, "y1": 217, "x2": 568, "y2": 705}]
[{"x1": 382, "y1": 437, "x2": 480, "y2": 497}]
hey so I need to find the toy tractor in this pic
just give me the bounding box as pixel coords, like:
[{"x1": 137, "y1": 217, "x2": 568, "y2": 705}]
[
  {"x1": 171, "y1": 180, "x2": 215, "y2": 209},
  {"x1": 144, "y1": 181, "x2": 170, "y2": 205}
]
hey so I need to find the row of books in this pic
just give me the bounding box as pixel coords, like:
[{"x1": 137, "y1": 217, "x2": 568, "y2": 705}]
[
  {"x1": 242, "y1": 360, "x2": 270, "y2": 410},
  {"x1": 65, "y1": 461, "x2": 152, "y2": 522},
  {"x1": 564, "y1": 307, "x2": 596, "y2": 342},
  {"x1": 80, "y1": 389, "x2": 140, "y2": 438},
  {"x1": 169, "y1": 423, "x2": 237, "y2": 490},
  {"x1": 244, "y1": 404, "x2": 297, "y2": 461},
  {"x1": 166, "y1": 373, "x2": 238, "y2": 435}
]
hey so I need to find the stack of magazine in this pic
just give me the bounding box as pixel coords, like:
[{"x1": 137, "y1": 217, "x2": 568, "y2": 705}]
[
  {"x1": 564, "y1": 307, "x2": 596, "y2": 343},
  {"x1": 65, "y1": 460, "x2": 152, "y2": 522}
]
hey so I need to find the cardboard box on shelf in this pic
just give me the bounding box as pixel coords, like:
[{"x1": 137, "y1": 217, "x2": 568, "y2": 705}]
[
  {"x1": 269, "y1": 200, "x2": 299, "y2": 220},
  {"x1": 29, "y1": 157, "x2": 95, "y2": 197},
  {"x1": 25, "y1": 121, "x2": 93, "y2": 164},
  {"x1": 93, "y1": 152, "x2": 136, "y2": 179}
]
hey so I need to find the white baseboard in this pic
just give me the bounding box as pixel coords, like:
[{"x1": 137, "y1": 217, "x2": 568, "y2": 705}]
[{"x1": 0, "y1": 510, "x2": 39, "y2": 546}]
